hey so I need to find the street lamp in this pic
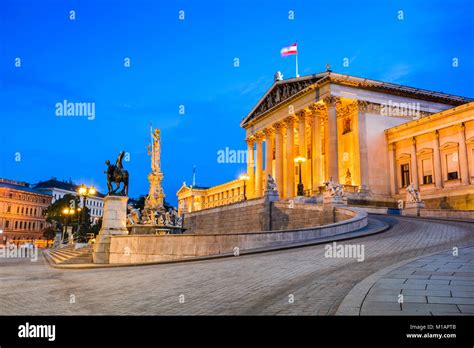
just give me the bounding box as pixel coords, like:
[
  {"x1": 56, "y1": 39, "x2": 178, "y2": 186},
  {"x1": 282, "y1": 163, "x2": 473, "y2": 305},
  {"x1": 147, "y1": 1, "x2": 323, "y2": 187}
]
[
  {"x1": 239, "y1": 174, "x2": 250, "y2": 200},
  {"x1": 0, "y1": 229, "x2": 5, "y2": 246},
  {"x1": 294, "y1": 156, "x2": 307, "y2": 196},
  {"x1": 77, "y1": 185, "x2": 96, "y2": 243},
  {"x1": 61, "y1": 208, "x2": 75, "y2": 244}
]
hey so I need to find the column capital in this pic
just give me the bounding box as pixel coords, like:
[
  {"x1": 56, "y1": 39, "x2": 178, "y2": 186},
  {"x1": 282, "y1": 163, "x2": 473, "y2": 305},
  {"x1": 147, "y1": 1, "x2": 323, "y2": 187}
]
[
  {"x1": 323, "y1": 96, "x2": 341, "y2": 107},
  {"x1": 263, "y1": 127, "x2": 275, "y2": 137},
  {"x1": 388, "y1": 142, "x2": 396, "y2": 151},
  {"x1": 411, "y1": 136, "x2": 417, "y2": 145},
  {"x1": 283, "y1": 115, "x2": 297, "y2": 126},
  {"x1": 255, "y1": 131, "x2": 265, "y2": 142},
  {"x1": 295, "y1": 109, "x2": 311, "y2": 121},
  {"x1": 357, "y1": 100, "x2": 369, "y2": 112},
  {"x1": 273, "y1": 121, "x2": 286, "y2": 133},
  {"x1": 309, "y1": 103, "x2": 326, "y2": 116},
  {"x1": 245, "y1": 135, "x2": 256, "y2": 146}
]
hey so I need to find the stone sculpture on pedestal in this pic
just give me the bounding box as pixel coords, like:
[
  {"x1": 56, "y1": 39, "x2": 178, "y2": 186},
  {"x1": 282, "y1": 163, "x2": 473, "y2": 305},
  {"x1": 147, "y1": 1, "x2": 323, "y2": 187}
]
[{"x1": 93, "y1": 151, "x2": 130, "y2": 264}]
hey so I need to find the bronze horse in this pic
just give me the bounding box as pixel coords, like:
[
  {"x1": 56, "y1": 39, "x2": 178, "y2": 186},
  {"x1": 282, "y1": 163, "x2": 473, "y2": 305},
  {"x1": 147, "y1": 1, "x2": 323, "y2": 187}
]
[{"x1": 105, "y1": 151, "x2": 129, "y2": 196}]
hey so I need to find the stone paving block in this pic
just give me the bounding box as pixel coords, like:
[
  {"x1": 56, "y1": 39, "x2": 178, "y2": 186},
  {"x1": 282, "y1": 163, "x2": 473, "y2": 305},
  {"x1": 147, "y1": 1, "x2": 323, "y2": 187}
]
[
  {"x1": 457, "y1": 305, "x2": 474, "y2": 314},
  {"x1": 368, "y1": 288, "x2": 402, "y2": 296},
  {"x1": 401, "y1": 289, "x2": 451, "y2": 297},
  {"x1": 430, "y1": 275, "x2": 474, "y2": 281},
  {"x1": 427, "y1": 296, "x2": 474, "y2": 305},
  {"x1": 405, "y1": 279, "x2": 450, "y2": 285},
  {"x1": 399, "y1": 283, "x2": 427, "y2": 290},
  {"x1": 449, "y1": 280, "x2": 474, "y2": 286},
  {"x1": 427, "y1": 284, "x2": 473, "y2": 291},
  {"x1": 401, "y1": 303, "x2": 461, "y2": 313},
  {"x1": 361, "y1": 301, "x2": 401, "y2": 312},
  {"x1": 451, "y1": 290, "x2": 474, "y2": 298}
]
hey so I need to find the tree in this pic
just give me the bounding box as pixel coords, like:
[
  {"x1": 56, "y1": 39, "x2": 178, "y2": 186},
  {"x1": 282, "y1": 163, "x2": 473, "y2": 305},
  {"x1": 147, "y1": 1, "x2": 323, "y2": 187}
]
[
  {"x1": 90, "y1": 217, "x2": 102, "y2": 237},
  {"x1": 42, "y1": 226, "x2": 56, "y2": 240},
  {"x1": 75, "y1": 206, "x2": 92, "y2": 243},
  {"x1": 44, "y1": 194, "x2": 81, "y2": 232}
]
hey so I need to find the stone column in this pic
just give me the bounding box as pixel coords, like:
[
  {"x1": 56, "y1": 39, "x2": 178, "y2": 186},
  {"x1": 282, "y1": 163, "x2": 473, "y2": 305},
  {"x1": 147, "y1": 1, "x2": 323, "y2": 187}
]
[
  {"x1": 309, "y1": 104, "x2": 323, "y2": 193},
  {"x1": 433, "y1": 130, "x2": 443, "y2": 189},
  {"x1": 410, "y1": 137, "x2": 419, "y2": 190},
  {"x1": 264, "y1": 127, "x2": 275, "y2": 182},
  {"x1": 274, "y1": 122, "x2": 285, "y2": 196},
  {"x1": 285, "y1": 116, "x2": 296, "y2": 198},
  {"x1": 296, "y1": 110, "x2": 308, "y2": 191},
  {"x1": 388, "y1": 143, "x2": 398, "y2": 195},
  {"x1": 324, "y1": 96, "x2": 339, "y2": 182},
  {"x1": 255, "y1": 132, "x2": 264, "y2": 197},
  {"x1": 246, "y1": 136, "x2": 255, "y2": 198},
  {"x1": 458, "y1": 123, "x2": 470, "y2": 185},
  {"x1": 357, "y1": 101, "x2": 370, "y2": 193}
]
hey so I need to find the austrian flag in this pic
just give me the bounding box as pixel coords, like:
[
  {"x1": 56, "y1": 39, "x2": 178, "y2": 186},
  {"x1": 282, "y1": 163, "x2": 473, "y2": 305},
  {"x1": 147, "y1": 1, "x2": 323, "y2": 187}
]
[{"x1": 280, "y1": 43, "x2": 298, "y2": 56}]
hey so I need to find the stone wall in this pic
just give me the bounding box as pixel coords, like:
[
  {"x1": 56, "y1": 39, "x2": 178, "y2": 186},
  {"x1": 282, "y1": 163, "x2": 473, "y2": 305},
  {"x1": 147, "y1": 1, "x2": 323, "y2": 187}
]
[
  {"x1": 108, "y1": 207, "x2": 368, "y2": 264},
  {"x1": 423, "y1": 194, "x2": 474, "y2": 210},
  {"x1": 419, "y1": 209, "x2": 474, "y2": 220},
  {"x1": 183, "y1": 198, "x2": 266, "y2": 234},
  {"x1": 183, "y1": 199, "x2": 342, "y2": 234}
]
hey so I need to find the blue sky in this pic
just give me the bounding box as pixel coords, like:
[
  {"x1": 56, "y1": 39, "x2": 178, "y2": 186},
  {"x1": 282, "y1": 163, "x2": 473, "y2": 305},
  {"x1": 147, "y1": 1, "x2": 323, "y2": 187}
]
[{"x1": 1, "y1": 0, "x2": 473, "y2": 205}]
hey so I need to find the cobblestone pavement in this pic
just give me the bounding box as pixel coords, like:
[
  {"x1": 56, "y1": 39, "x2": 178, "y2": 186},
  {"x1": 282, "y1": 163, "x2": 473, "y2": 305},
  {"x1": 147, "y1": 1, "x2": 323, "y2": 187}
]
[
  {"x1": 0, "y1": 215, "x2": 473, "y2": 315},
  {"x1": 360, "y1": 246, "x2": 474, "y2": 315}
]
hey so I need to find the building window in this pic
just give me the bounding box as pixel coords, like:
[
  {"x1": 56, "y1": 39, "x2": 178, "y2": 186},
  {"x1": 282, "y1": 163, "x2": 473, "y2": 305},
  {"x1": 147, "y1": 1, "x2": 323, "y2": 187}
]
[
  {"x1": 445, "y1": 152, "x2": 459, "y2": 180},
  {"x1": 401, "y1": 164, "x2": 410, "y2": 188},
  {"x1": 7, "y1": 206, "x2": 11, "y2": 213},
  {"x1": 15, "y1": 221, "x2": 18, "y2": 229},
  {"x1": 421, "y1": 158, "x2": 433, "y2": 185},
  {"x1": 6, "y1": 220, "x2": 10, "y2": 228}
]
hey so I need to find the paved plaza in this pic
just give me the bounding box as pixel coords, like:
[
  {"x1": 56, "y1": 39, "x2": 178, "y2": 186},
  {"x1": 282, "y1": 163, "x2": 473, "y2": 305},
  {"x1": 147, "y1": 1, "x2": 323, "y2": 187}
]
[{"x1": 0, "y1": 215, "x2": 473, "y2": 315}]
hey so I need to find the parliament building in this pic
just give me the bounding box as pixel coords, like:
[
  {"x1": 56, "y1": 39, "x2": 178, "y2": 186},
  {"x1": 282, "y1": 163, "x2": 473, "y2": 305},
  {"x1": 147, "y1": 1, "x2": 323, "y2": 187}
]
[{"x1": 177, "y1": 71, "x2": 474, "y2": 213}]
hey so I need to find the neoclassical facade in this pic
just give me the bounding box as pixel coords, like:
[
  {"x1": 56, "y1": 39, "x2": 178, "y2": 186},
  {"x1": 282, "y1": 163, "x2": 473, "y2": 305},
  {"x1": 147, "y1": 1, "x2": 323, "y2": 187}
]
[
  {"x1": 0, "y1": 178, "x2": 52, "y2": 242},
  {"x1": 177, "y1": 71, "x2": 473, "y2": 211}
]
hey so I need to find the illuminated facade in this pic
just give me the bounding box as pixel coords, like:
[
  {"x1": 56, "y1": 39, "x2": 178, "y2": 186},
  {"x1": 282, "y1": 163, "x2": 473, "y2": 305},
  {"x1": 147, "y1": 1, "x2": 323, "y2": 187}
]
[
  {"x1": 0, "y1": 178, "x2": 52, "y2": 242},
  {"x1": 177, "y1": 71, "x2": 473, "y2": 211}
]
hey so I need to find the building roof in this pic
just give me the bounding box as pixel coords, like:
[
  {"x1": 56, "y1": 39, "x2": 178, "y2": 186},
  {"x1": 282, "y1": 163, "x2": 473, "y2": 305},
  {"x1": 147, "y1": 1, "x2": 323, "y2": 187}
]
[
  {"x1": 0, "y1": 178, "x2": 52, "y2": 197},
  {"x1": 33, "y1": 178, "x2": 105, "y2": 198},
  {"x1": 384, "y1": 101, "x2": 474, "y2": 135},
  {"x1": 241, "y1": 71, "x2": 473, "y2": 128}
]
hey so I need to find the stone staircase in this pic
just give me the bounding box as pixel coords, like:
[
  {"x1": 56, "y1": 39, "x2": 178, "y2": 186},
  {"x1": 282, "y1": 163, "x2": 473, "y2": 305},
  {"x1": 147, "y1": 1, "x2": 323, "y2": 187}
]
[{"x1": 44, "y1": 244, "x2": 93, "y2": 265}]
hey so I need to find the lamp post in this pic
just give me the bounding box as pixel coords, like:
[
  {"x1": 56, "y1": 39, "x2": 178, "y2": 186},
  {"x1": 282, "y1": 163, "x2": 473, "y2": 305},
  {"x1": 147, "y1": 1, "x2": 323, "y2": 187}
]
[
  {"x1": 294, "y1": 156, "x2": 307, "y2": 196},
  {"x1": 239, "y1": 174, "x2": 250, "y2": 200},
  {"x1": 78, "y1": 185, "x2": 96, "y2": 243},
  {"x1": 61, "y1": 208, "x2": 75, "y2": 245}
]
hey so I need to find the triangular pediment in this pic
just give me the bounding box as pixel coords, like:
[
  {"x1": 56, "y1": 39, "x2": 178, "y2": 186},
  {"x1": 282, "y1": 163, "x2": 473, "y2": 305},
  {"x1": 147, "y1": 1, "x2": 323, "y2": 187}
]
[
  {"x1": 176, "y1": 182, "x2": 190, "y2": 195},
  {"x1": 241, "y1": 72, "x2": 328, "y2": 127}
]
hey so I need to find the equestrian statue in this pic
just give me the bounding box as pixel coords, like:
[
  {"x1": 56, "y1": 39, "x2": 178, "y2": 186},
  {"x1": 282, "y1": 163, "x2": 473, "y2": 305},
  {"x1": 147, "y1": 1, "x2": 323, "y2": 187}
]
[{"x1": 105, "y1": 151, "x2": 129, "y2": 196}]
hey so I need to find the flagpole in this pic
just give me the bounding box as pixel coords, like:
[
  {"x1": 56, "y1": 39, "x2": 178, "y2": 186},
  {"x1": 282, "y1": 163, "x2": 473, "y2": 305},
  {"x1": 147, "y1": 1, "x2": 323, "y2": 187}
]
[
  {"x1": 296, "y1": 53, "x2": 299, "y2": 78},
  {"x1": 295, "y1": 40, "x2": 299, "y2": 78}
]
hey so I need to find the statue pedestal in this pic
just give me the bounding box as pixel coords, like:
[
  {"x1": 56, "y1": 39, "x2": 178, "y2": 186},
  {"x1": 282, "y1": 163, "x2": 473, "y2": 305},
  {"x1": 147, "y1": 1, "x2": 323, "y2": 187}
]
[
  {"x1": 403, "y1": 201, "x2": 425, "y2": 217},
  {"x1": 323, "y1": 195, "x2": 347, "y2": 207},
  {"x1": 264, "y1": 190, "x2": 279, "y2": 203},
  {"x1": 93, "y1": 195, "x2": 129, "y2": 264}
]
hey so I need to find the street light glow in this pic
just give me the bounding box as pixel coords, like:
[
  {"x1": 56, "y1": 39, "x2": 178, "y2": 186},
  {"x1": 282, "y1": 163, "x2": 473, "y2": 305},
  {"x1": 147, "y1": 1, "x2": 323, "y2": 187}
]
[
  {"x1": 88, "y1": 186, "x2": 96, "y2": 195},
  {"x1": 294, "y1": 156, "x2": 306, "y2": 163},
  {"x1": 239, "y1": 174, "x2": 250, "y2": 181}
]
